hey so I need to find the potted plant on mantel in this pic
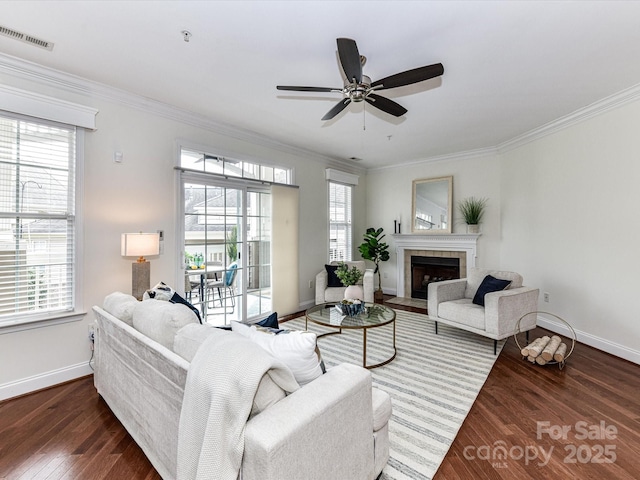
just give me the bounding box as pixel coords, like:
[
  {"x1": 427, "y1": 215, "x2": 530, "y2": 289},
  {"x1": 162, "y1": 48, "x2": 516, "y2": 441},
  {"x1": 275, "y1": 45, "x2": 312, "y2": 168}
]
[
  {"x1": 335, "y1": 262, "x2": 364, "y2": 300},
  {"x1": 358, "y1": 227, "x2": 390, "y2": 303},
  {"x1": 458, "y1": 196, "x2": 488, "y2": 233}
]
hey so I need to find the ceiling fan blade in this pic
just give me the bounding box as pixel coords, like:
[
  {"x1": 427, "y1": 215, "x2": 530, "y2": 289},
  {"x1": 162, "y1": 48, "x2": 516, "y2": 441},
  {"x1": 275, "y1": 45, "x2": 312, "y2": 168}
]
[
  {"x1": 371, "y1": 63, "x2": 444, "y2": 90},
  {"x1": 337, "y1": 38, "x2": 362, "y2": 84},
  {"x1": 322, "y1": 98, "x2": 351, "y2": 121},
  {"x1": 277, "y1": 85, "x2": 342, "y2": 93},
  {"x1": 365, "y1": 94, "x2": 407, "y2": 117}
]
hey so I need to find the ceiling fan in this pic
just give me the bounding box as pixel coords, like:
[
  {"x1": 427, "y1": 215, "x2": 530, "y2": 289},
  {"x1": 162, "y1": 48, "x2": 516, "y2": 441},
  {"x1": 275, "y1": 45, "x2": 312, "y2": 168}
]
[{"x1": 277, "y1": 38, "x2": 444, "y2": 121}]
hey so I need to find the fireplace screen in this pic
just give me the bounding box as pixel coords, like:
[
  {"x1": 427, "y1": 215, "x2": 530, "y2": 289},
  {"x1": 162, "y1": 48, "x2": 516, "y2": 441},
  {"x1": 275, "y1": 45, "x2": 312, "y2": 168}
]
[{"x1": 411, "y1": 256, "x2": 461, "y2": 299}]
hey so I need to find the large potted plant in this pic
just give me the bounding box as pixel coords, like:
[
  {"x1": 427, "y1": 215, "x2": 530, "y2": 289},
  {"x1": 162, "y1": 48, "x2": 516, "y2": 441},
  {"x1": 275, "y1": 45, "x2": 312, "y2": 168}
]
[
  {"x1": 458, "y1": 197, "x2": 488, "y2": 233},
  {"x1": 358, "y1": 227, "x2": 390, "y2": 303},
  {"x1": 335, "y1": 262, "x2": 364, "y2": 300}
]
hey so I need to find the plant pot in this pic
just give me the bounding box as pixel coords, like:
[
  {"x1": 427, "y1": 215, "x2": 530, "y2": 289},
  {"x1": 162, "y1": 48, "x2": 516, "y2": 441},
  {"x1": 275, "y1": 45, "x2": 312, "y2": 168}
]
[
  {"x1": 374, "y1": 289, "x2": 384, "y2": 303},
  {"x1": 344, "y1": 284, "x2": 364, "y2": 301},
  {"x1": 466, "y1": 224, "x2": 480, "y2": 234}
]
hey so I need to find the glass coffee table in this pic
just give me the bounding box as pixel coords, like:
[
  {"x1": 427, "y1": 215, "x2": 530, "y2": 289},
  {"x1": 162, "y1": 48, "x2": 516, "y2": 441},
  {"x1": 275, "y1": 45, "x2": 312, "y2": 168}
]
[{"x1": 305, "y1": 303, "x2": 396, "y2": 369}]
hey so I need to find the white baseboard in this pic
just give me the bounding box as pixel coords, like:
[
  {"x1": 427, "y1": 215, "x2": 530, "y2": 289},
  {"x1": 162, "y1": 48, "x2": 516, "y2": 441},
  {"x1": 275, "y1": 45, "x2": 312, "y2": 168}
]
[
  {"x1": 537, "y1": 315, "x2": 640, "y2": 366},
  {"x1": 0, "y1": 362, "x2": 93, "y2": 402}
]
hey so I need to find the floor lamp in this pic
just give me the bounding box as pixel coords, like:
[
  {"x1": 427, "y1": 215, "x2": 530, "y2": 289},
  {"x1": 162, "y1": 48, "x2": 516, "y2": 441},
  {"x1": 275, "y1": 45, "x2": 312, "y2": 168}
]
[{"x1": 121, "y1": 232, "x2": 160, "y2": 300}]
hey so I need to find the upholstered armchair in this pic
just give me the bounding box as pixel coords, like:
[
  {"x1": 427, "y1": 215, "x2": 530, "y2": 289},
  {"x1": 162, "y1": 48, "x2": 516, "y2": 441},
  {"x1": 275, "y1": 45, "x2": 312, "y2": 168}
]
[
  {"x1": 315, "y1": 260, "x2": 374, "y2": 304},
  {"x1": 428, "y1": 268, "x2": 539, "y2": 353}
]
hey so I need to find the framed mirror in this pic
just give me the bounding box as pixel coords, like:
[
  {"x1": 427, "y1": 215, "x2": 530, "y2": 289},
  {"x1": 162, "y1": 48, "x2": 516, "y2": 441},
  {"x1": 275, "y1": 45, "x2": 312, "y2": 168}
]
[{"x1": 411, "y1": 176, "x2": 452, "y2": 233}]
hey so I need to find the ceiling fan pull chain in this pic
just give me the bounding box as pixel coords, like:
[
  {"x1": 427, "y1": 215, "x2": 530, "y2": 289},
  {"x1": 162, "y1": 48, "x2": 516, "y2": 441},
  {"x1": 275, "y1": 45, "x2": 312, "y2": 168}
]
[{"x1": 363, "y1": 102, "x2": 366, "y2": 131}]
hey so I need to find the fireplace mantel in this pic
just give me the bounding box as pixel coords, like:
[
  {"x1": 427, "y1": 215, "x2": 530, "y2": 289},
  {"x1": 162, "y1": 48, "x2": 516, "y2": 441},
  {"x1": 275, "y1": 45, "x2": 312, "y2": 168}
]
[{"x1": 393, "y1": 234, "x2": 480, "y2": 298}]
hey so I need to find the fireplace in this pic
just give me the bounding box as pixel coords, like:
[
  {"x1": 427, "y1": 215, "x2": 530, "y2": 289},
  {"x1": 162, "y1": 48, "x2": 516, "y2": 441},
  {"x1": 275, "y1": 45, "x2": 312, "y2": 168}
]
[{"x1": 411, "y1": 256, "x2": 461, "y2": 299}]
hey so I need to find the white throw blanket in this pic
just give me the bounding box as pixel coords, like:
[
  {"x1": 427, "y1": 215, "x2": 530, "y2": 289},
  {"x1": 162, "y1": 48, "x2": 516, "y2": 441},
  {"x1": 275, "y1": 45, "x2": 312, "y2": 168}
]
[{"x1": 177, "y1": 331, "x2": 299, "y2": 480}]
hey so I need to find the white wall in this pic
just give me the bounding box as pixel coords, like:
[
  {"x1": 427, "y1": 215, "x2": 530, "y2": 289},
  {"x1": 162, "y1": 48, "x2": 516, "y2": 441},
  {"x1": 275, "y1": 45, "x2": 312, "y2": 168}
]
[
  {"x1": 365, "y1": 152, "x2": 502, "y2": 294},
  {"x1": 499, "y1": 99, "x2": 640, "y2": 362},
  {"x1": 0, "y1": 69, "x2": 365, "y2": 398}
]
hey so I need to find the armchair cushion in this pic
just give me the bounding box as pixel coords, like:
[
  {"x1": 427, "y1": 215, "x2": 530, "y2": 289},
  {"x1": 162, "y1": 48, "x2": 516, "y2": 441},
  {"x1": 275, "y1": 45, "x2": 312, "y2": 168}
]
[
  {"x1": 325, "y1": 264, "x2": 342, "y2": 287},
  {"x1": 472, "y1": 275, "x2": 512, "y2": 307},
  {"x1": 438, "y1": 299, "x2": 486, "y2": 330}
]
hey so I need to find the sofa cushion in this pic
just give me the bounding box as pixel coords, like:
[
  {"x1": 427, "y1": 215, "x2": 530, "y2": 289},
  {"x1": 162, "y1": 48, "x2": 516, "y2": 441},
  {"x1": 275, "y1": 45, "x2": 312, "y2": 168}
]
[
  {"x1": 103, "y1": 291, "x2": 138, "y2": 326},
  {"x1": 472, "y1": 275, "x2": 512, "y2": 306},
  {"x1": 250, "y1": 373, "x2": 287, "y2": 419},
  {"x1": 173, "y1": 323, "x2": 227, "y2": 362},
  {"x1": 371, "y1": 388, "x2": 392, "y2": 432},
  {"x1": 132, "y1": 300, "x2": 199, "y2": 350},
  {"x1": 325, "y1": 264, "x2": 342, "y2": 287},
  {"x1": 437, "y1": 298, "x2": 486, "y2": 330},
  {"x1": 231, "y1": 321, "x2": 324, "y2": 386},
  {"x1": 144, "y1": 281, "x2": 202, "y2": 323},
  {"x1": 173, "y1": 323, "x2": 287, "y2": 418},
  {"x1": 465, "y1": 268, "x2": 523, "y2": 299}
]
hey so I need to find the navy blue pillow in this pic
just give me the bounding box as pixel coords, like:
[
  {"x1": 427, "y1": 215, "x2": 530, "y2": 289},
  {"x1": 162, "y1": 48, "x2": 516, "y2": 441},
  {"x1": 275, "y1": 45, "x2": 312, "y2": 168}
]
[
  {"x1": 325, "y1": 264, "x2": 342, "y2": 287},
  {"x1": 472, "y1": 275, "x2": 511, "y2": 306},
  {"x1": 256, "y1": 312, "x2": 279, "y2": 329}
]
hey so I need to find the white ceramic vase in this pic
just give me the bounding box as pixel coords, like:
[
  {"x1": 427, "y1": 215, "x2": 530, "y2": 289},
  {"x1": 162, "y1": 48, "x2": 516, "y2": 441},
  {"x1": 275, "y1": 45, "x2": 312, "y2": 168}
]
[
  {"x1": 466, "y1": 224, "x2": 480, "y2": 234},
  {"x1": 344, "y1": 284, "x2": 364, "y2": 301}
]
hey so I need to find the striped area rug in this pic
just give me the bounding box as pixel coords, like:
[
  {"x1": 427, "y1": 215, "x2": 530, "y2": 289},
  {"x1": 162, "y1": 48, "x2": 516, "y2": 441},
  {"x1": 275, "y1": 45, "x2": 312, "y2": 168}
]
[{"x1": 284, "y1": 310, "x2": 504, "y2": 480}]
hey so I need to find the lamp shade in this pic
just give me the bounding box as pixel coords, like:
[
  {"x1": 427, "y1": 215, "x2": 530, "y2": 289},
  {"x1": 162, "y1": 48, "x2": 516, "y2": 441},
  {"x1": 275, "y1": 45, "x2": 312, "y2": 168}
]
[{"x1": 121, "y1": 233, "x2": 160, "y2": 259}]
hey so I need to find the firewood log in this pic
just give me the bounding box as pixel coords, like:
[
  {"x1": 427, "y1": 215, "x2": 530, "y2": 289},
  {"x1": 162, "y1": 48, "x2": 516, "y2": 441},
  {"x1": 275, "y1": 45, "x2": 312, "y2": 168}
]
[
  {"x1": 535, "y1": 355, "x2": 547, "y2": 365},
  {"x1": 541, "y1": 336, "x2": 562, "y2": 361},
  {"x1": 527, "y1": 336, "x2": 550, "y2": 358},
  {"x1": 553, "y1": 342, "x2": 568, "y2": 362},
  {"x1": 521, "y1": 336, "x2": 547, "y2": 356},
  {"x1": 527, "y1": 355, "x2": 536, "y2": 363}
]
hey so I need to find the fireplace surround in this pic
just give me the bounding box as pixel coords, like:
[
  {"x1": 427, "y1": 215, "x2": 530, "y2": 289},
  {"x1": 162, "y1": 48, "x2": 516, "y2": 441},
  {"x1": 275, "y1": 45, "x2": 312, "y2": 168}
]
[{"x1": 393, "y1": 233, "x2": 479, "y2": 298}]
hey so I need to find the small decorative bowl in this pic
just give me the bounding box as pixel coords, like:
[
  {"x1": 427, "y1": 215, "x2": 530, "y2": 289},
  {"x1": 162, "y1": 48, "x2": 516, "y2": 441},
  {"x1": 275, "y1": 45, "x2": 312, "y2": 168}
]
[{"x1": 335, "y1": 302, "x2": 365, "y2": 317}]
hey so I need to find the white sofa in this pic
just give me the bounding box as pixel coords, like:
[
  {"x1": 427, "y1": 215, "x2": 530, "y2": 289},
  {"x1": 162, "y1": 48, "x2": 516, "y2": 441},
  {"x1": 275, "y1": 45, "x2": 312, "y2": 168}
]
[
  {"x1": 93, "y1": 293, "x2": 391, "y2": 480},
  {"x1": 428, "y1": 268, "x2": 539, "y2": 353},
  {"x1": 316, "y1": 260, "x2": 374, "y2": 304}
]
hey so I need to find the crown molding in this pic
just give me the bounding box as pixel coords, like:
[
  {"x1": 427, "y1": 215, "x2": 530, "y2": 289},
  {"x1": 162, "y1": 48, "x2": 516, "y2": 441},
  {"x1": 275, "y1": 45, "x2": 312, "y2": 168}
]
[
  {"x1": 498, "y1": 83, "x2": 640, "y2": 154},
  {"x1": 0, "y1": 53, "x2": 360, "y2": 171},
  {"x1": 369, "y1": 146, "x2": 498, "y2": 172}
]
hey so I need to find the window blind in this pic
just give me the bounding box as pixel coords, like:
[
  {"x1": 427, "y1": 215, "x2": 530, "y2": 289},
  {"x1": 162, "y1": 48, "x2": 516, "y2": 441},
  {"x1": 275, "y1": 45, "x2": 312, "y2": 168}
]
[
  {"x1": 0, "y1": 112, "x2": 76, "y2": 323},
  {"x1": 329, "y1": 182, "x2": 352, "y2": 262}
]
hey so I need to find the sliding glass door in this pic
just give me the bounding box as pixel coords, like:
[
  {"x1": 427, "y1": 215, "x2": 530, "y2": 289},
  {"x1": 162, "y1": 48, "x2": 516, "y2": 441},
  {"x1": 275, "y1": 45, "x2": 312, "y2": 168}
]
[{"x1": 183, "y1": 179, "x2": 271, "y2": 325}]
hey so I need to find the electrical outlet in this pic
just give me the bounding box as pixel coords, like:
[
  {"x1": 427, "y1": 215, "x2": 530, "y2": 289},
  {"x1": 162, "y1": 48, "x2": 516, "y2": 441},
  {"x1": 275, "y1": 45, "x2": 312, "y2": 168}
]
[
  {"x1": 543, "y1": 292, "x2": 550, "y2": 303},
  {"x1": 308, "y1": 280, "x2": 313, "y2": 289},
  {"x1": 88, "y1": 323, "x2": 96, "y2": 349}
]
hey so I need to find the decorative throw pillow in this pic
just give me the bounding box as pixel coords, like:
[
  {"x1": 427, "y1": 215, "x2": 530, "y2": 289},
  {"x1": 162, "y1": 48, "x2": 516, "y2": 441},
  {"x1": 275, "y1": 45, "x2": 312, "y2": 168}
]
[
  {"x1": 255, "y1": 311, "x2": 279, "y2": 329},
  {"x1": 325, "y1": 264, "x2": 342, "y2": 287},
  {"x1": 144, "y1": 281, "x2": 202, "y2": 323},
  {"x1": 472, "y1": 275, "x2": 512, "y2": 307},
  {"x1": 231, "y1": 321, "x2": 325, "y2": 385}
]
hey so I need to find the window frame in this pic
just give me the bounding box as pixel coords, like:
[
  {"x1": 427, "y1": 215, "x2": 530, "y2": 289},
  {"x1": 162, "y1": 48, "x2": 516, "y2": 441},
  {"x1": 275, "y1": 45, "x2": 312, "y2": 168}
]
[{"x1": 0, "y1": 111, "x2": 84, "y2": 333}]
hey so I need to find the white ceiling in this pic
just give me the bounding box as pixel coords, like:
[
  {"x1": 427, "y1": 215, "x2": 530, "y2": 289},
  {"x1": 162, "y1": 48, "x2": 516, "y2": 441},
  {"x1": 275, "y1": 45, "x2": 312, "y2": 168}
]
[{"x1": 3, "y1": 1, "x2": 640, "y2": 169}]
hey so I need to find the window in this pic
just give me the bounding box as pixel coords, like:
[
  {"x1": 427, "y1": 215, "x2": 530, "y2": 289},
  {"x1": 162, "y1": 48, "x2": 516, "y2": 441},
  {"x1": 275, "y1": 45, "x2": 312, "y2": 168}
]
[
  {"x1": 329, "y1": 181, "x2": 352, "y2": 262},
  {"x1": 0, "y1": 112, "x2": 77, "y2": 327}
]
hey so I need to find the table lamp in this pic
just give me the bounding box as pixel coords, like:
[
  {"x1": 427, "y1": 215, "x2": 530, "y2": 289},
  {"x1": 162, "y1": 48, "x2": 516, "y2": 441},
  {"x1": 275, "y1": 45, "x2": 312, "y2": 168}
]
[{"x1": 121, "y1": 232, "x2": 160, "y2": 300}]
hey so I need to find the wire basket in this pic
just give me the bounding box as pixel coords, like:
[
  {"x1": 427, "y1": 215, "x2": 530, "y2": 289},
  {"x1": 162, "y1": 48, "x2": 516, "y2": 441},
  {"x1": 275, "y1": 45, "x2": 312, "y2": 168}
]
[{"x1": 513, "y1": 311, "x2": 576, "y2": 370}]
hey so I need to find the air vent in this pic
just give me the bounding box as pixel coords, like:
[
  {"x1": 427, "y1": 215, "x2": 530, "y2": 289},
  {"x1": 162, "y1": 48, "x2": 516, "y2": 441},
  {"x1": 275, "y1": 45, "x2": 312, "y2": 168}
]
[{"x1": 0, "y1": 25, "x2": 54, "y2": 51}]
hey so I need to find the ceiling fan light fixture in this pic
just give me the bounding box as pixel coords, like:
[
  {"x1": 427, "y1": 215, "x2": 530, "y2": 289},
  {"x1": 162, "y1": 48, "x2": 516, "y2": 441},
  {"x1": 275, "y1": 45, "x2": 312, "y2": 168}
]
[{"x1": 277, "y1": 38, "x2": 443, "y2": 121}]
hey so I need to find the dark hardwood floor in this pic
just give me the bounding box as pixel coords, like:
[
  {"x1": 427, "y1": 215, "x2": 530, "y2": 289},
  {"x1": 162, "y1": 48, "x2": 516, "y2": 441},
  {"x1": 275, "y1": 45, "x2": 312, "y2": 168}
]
[{"x1": 2, "y1": 299, "x2": 639, "y2": 479}]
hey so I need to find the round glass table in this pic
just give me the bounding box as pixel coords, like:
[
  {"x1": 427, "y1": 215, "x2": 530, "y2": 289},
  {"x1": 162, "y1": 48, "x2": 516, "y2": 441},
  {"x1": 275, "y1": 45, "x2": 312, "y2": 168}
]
[{"x1": 305, "y1": 303, "x2": 396, "y2": 369}]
